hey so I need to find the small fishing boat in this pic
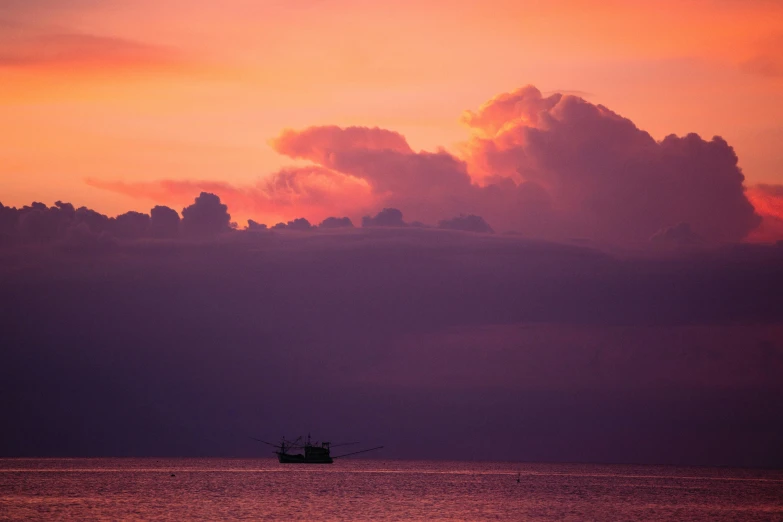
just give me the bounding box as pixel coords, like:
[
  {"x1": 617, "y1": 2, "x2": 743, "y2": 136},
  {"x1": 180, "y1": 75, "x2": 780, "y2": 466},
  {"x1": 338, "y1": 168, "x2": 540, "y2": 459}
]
[{"x1": 252, "y1": 434, "x2": 383, "y2": 464}]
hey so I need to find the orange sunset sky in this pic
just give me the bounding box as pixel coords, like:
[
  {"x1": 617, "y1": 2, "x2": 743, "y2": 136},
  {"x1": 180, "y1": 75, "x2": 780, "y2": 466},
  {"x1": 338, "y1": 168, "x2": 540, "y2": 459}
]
[{"x1": 1, "y1": 0, "x2": 782, "y2": 227}]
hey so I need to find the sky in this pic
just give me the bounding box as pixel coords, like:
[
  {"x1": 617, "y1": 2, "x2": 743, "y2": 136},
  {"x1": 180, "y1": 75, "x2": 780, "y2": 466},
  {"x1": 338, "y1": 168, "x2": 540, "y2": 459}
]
[
  {"x1": 1, "y1": 1, "x2": 783, "y2": 465},
  {"x1": 1, "y1": 0, "x2": 782, "y2": 232}
]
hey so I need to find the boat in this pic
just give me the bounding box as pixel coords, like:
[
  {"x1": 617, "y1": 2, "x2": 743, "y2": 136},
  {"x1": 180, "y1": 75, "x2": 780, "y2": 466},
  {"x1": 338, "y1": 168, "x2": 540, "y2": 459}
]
[{"x1": 252, "y1": 434, "x2": 383, "y2": 464}]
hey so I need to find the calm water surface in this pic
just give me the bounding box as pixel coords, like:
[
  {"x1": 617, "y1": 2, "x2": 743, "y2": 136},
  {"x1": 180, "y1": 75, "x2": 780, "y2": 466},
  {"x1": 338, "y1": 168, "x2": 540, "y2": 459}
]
[{"x1": 1, "y1": 459, "x2": 782, "y2": 521}]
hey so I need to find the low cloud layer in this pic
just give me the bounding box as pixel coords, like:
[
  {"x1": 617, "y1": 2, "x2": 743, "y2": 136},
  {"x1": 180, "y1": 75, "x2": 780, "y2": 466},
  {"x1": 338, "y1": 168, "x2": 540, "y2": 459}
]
[
  {"x1": 0, "y1": 197, "x2": 483, "y2": 246},
  {"x1": 1, "y1": 192, "x2": 233, "y2": 246},
  {"x1": 438, "y1": 214, "x2": 494, "y2": 234},
  {"x1": 1, "y1": 229, "x2": 782, "y2": 464},
  {"x1": 87, "y1": 84, "x2": 778, "y2": 246}
]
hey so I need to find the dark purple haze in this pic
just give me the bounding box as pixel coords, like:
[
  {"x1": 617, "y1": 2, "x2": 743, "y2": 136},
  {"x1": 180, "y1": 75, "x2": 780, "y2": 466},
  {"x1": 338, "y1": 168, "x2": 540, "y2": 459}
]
[{"x1": 1, "y1": 194, "x2": 782, "y2": 467}]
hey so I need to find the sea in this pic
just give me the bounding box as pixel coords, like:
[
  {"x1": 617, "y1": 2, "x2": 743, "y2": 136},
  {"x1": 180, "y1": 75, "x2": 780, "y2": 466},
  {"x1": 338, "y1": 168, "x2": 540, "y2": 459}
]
[{"x1": 1, "y1": 459, "x2": 782, "y2": 521}]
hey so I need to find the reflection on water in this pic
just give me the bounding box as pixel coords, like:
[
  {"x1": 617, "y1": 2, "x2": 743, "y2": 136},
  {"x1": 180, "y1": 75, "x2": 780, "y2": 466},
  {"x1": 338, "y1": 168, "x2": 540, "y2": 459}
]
[{"x1": 1, "y1": 459, "x2": 782, "y2": 521}]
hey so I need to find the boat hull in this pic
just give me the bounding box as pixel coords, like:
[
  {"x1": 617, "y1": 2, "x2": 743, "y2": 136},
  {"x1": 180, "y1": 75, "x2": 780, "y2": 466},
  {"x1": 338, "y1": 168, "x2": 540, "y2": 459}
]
[{"x1": 277, "y1": 453, "x2": 333, "y2": 464}]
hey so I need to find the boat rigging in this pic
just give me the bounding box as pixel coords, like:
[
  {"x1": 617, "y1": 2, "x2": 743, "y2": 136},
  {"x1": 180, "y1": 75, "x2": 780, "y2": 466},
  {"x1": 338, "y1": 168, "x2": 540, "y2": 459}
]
[{"x1": 251, "y1": 434, "x2": 383, "y2": 464}]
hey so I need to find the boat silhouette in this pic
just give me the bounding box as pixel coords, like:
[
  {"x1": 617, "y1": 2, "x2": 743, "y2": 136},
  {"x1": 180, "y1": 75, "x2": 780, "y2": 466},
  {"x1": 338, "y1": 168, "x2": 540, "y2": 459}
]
[{"x1": 252, "y1": 434, "x2": 383, "y2": 464}]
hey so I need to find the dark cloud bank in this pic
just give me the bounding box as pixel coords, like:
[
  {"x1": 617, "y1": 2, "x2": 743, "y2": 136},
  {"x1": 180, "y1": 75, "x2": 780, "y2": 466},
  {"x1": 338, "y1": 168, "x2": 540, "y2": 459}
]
[
  {"x1": 1, "y1": 193, "x2": 783, "y2": 466},
  {"x1": 0, "y1": 194, "x2": 493, "y2": 245},
  {"x1": 3, "y1": 85, "x2": 783, "y2": 466}
]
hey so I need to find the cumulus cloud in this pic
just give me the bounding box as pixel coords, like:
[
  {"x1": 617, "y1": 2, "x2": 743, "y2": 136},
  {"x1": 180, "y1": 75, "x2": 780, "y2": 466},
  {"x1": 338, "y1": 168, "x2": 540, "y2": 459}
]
[
  {"x1": 264, "y1": 88, "x2": 762, "y2": 243},
  {"x1": 462, "y1": 86, "x2": 761, "y2": 243},
  {"x1": 75, "y1": 205, "x2": 110, "y2": 233},
  {"x1": 271, "y1": 125, "x2": 476, "y2": 223},
  {"x1": 319, "y1": 216, "x2": 354, "y2": 228},
  {"x1": 272, "y1": 217, "x2": 313, "y2": 231},
  {"x1": 272, "y1": 125, "x2": 413, "y2": 162},
  {"x1": 16, "y1": 202, "x2": 69, "y2": 242},
  {"x1": 84, "y1": 84, "x2": 775, "y2": 245},
  {"x1": 150, "y1": 205, "x2": 180, "y2": 239},
  {"x1": 112, "y1": 211, "x2": 150, "y2": 239},
  {"x1": 7, "y1": 200, "x2": 123, "y2": 244},
  {"x1": 261, "y1": 166, "x2": 373, "y2": 215},
  {"x1": 438, "y1": 214, "x2": 494, "y2": 234},
  {"x1": 181, "y1": 192, "x2": 232, "y2": 238},
  {"x1": 0, "y1": 202, "x2": 18, "y2": 241},
  {"x1": 362, "y1": 208, "x2": 408, "y2": 228},
  {"x1": 460, "y1": 85, "x2": 563, "y2": 137},
  {"x1": 245, "y1": 219, "x2": 268, "y2": 232},
  {"x1": 0, "y1": 194, "x2": 239, "y2": 245}
]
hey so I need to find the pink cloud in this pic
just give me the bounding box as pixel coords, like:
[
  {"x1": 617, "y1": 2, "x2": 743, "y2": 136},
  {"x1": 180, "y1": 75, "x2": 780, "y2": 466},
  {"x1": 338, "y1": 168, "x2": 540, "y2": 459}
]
[
  {"x1": 460, "y1": 85, "x2": 563, "y2": 138},
  {"x1": 271, "y1": 125, "x2": 477, "y2": 224},
  {"x1": 86, "y1": 84, "x2": 772, "y2": 244},
  {"x1": 272, "y1": 125, "x2": 413, "y2": 165},
  {"x1": 746, "y1": 184, "x2": 783, "y2": 242},
  {"x1": 0, "y1": 32, "x2": 182, "y2": 71},
  {"x1": 86, "y1": 166, "x2": 375, "y2": 224},
  {"x1": 461, "y1": 86, "x2": 761, "y2": 243}
]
